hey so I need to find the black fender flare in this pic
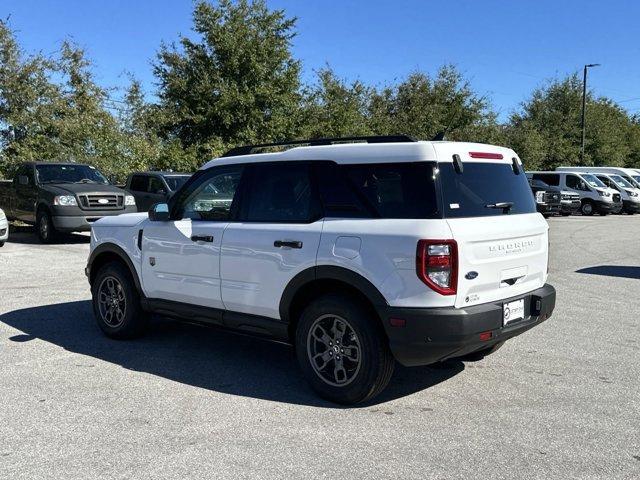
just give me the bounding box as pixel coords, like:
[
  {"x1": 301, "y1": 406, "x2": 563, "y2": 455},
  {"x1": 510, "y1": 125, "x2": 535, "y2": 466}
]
[
  {"x1": 87, "y1": 242, "x2": 143, "y2": 294},
  {"x1": 278, "y1": 265, "x2": 389, "y2": 324}
]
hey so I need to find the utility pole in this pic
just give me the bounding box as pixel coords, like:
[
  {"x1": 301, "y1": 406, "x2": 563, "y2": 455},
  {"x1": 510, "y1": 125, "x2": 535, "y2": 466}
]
[{"x1": 581, "y1": 63, "x2": 600, "y2": 163}]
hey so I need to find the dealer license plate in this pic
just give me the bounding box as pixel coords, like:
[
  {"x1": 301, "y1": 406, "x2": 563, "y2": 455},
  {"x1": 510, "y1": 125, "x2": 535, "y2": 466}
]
[{"x1": 503, "y1": 298, "x2": 525, "y2": 326}]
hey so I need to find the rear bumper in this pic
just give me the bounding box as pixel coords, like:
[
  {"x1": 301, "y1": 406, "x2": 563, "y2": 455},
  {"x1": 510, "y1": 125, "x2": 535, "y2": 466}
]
[
  {"x1": 383, "y1": 284, "x2": 556, "y2": 367},
  {"x1": 52, "y1": 207, "x2": 137, "y2": 232}
]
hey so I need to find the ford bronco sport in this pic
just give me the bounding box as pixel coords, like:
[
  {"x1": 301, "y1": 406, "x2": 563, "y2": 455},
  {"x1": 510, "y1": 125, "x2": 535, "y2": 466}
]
[{"x1": 86, "y1": 136, "x2": 556, "y2": 404}]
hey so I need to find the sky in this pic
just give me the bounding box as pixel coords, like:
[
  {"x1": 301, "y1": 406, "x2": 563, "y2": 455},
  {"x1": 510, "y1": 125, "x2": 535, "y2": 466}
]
[{"x1": 3, "y1": 0, "x2": 640, "y2": 122}]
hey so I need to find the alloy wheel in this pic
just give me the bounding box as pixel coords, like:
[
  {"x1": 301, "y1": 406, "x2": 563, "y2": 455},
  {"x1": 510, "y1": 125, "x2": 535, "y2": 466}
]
[
  {"x1": 97, "y1": 276, "x2": 127, "y2": 327},
  {"x1": 307, "y1": 314, "x2": 362, "y2": 387}
]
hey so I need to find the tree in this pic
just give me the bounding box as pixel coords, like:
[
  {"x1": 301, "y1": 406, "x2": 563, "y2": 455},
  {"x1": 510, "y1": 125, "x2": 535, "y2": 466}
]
[
  {"x1": 153, "y1": 0, "x2": 301, "y2": 150},
  {"x1": 507, "y1": 74, "x2": 634, "y2": 169},
  {"x1": 297, "y1": 68, "x2": 372, "y2": 138},
  {"x1": 368, "y1": 66, "x2": 495, "y2": 141}
]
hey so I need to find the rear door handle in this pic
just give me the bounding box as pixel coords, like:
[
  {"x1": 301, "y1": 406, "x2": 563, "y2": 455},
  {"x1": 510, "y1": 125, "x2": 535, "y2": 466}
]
[
  {"x1": 274, "y1": 240, "x2": 303, "y2": 249},
  {"x1": 191, "y1": 235, "x2": 214, "y2": 243}
]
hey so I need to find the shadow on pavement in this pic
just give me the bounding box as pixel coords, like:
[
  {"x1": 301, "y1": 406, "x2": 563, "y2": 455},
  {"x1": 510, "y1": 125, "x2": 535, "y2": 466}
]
[
  {"x1": 576, "y1": 265, "x2": 640, "y2": 280},
  {"x1": 6, "y1": 225, "x2": 89, "y2": 245},
  {"x1": 0, "y1": 300, "x2": 464, "y2": 408}
]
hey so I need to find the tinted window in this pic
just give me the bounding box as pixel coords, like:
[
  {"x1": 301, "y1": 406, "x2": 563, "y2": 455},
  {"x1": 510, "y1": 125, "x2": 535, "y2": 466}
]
[
  {"x1": 174, "y1": 166, "x2": 243, "y2": 221},
  {"x1": 343, "y1": 163, "x2": 439, "y2": 219},
  {"x1": 314, "y1": 163, "x2": 369, "y2": 218},
  {"x1": 148, "y1": 177, "x2": 165, "y2": 194},
  {"x1": 245, "y1": 163, "x2": 316, "y2": 223},
  {"x1": 163, "y1": 175, "x2": 191, "y2": 191},
  {"x1": 532, "y1": 173, "x2": 560, "y2": 186},
  {"x1": 566, "y1": 175, "x2": 589, "y2": 191},
  {"x1": 439, "y1": 162, "x2": 536, "y2": 217},
  {"x1": 129, "y1": 175, "x2": 148, "y2": 192}
]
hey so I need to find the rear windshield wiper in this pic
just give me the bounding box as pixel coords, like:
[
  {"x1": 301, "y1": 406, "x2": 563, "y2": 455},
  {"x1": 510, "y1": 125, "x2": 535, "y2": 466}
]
[{"x1": 485, "y1": 202, "x2": 514, "y2": 213}]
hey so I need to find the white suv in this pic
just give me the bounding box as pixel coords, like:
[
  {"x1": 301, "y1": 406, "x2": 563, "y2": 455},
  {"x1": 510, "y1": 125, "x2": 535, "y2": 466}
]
[{"x1": 86, "y1": 136, "x2": 556, "y2": 404}]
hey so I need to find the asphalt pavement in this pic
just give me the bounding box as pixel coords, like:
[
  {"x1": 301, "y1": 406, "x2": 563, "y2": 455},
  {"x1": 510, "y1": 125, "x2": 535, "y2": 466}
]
[{"x1": 0, "y1": 218, "x2": 638, "y2": 479}]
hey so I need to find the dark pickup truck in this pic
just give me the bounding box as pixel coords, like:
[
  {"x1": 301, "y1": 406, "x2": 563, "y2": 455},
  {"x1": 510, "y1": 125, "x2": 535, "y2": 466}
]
[
  {"x1": 528, "y1": 178, "x2": 562, "y2": 217},
  {"x1": 0, "y1": 162, "x2": 137, "y2": 242}
]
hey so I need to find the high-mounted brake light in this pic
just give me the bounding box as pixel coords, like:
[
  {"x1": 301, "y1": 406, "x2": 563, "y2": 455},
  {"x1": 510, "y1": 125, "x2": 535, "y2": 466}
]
[
  {"x1": 416, "y1": 239, "x2": 458, "y2": 295},
  {"x1": 469, "y1": 152, "x2": 504, "y2": 159}
]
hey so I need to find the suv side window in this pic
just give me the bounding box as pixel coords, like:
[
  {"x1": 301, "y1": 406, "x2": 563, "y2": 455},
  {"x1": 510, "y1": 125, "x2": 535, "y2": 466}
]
[
  {"x1": 173, "y1": 166, "x2": 244, "y2": 221},
  {"x1": 129, "y1": 175, "x2": 148, "y2": 192},
  {"x1": 148, "y1": 176, "x2": 165, "y2": 194},
  {"x1": 244, "y1": 163, "x2": 318, "y2": 223},
  {"x1": 566, "y1": 175, "x2": 588, "y2": 191}
]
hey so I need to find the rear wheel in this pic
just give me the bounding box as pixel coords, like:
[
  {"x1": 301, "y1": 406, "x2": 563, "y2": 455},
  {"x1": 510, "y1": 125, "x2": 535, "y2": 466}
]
[
  {"x1": 0, "y1": 242, "x2": 4, "y2": 247},
  {"x1": 91, "y1": 261, "x2": 148, "y2": 339},
  {"x1": 580, "y1": 200, "x2": 594, "y2": 216},
  {"x1": 36, "y1": 209, "x2": 57, "y2": 243},
  {"x1": 295, "y1": 294, "x2": 394, "y2": 405}
]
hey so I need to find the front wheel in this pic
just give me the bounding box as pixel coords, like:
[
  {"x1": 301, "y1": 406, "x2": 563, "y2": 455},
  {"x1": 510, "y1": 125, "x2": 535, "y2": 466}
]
[
  {"x1": 91, "y1": 261, "x2": 148, "y2": 339},
  {"x1": 580, "y1": 201, "x2": 594, "y2": 216},
  {"x1": 36, "y1": 209, "x2": 58, "y2": 243},
  {"x1": 295, "y1": 294, "x2": 394, "y2": 405}
]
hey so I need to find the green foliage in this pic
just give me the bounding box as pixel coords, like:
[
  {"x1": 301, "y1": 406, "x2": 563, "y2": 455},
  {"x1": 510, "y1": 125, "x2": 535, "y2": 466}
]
[
  {"x1": 153, "y1": 0, "x2": 301, "y2": 147},
  {"x1": 2, "y1": 1, "x2": 640, "y2": 182}
]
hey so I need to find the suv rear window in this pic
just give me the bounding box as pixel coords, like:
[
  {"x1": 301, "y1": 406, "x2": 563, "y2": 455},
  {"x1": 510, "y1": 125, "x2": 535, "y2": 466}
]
[{"x1": 439, "y1": 162, "x2": 536, "y2": 218}]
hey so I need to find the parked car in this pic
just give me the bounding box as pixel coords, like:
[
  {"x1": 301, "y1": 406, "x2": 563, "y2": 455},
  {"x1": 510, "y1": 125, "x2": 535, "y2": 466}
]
[
  {"x1": 528, "y1": 178, "x2": 562, "y2": 217},
  {"x1": 0, "y1": 162, "x2": 137, "y2": 243},
  {"x1": 557, "y1": 166, "x2": 640, "y2": 189},
  {"x1": 527, "y1": 171, "x2": 621, "y2": 215},
  {"x1": 86, "y1": 136, "x2": 556, "y2": 405},
  {"x1": 0, "y1": 208, "x2": 8, "y2": 246},
  {"x1": 124, "y1": 171, "x2": 192, "y2": 212},
  {"x1": 591, "y1": 173, "x2": 640, "y2": 214}
]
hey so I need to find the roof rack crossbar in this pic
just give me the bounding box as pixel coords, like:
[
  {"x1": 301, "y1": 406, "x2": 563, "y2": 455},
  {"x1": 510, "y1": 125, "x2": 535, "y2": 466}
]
[{"x1": 221, "y1": 135, "x2": 416, "y2": 157}]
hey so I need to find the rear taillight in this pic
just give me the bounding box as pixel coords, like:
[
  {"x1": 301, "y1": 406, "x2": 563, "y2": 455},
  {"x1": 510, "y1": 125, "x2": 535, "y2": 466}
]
[{"x1": 416, "y1": 239, "x2": 458, "y2": 295}]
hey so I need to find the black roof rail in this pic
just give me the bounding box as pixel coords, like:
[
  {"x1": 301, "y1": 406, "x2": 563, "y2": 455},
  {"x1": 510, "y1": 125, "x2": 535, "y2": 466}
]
[{"x1": 221, "y1": 135, "x2": 417, "y2": 157}]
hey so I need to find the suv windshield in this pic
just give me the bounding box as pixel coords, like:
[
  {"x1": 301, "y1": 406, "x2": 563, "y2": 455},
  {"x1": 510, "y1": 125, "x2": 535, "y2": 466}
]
[
  {"x1": 36, "y1": 164, "x2": 109, "y2": 185},
  {"x1": 581, "y1": 174, "x2": 606, "y2": 188},
  {"x1": 439, "y1": 162, "x2": 536, "y2": 217},
  {"x1": 163, "y1": 175, "x2": 191, "y2": 191}
]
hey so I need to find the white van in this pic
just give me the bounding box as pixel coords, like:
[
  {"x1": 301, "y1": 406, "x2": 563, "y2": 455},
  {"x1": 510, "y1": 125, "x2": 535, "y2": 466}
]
[
  {"x1": 591, "y1": 173, "x2": 640, "y2": 214},
  {"x1": 557, "y1": 166, "x2": 640, "y2": 189},
  {"x1": 527, "y1": 171, "x2": 621, "y2": 216}
]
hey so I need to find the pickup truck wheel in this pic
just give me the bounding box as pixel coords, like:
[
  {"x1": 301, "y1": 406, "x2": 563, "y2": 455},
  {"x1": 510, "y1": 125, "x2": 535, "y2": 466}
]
[
  {"x1": 91, "y1": 261, "x2": 148, "y2": 339},
  {"x1": 36, "y1": 210, "x2": 57, "y2": 243},
  {"x1": 580, "y1": 201, "x2": 594, "y2": 216},
  {"x1": 295, "y1": 294, "x2": 394, "y2": 405}
]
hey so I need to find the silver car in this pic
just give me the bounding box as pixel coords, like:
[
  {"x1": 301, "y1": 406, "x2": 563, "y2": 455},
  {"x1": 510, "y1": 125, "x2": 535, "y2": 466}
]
[{"x1": 0, "y1": 207, "x2": 8, "y2": 246}]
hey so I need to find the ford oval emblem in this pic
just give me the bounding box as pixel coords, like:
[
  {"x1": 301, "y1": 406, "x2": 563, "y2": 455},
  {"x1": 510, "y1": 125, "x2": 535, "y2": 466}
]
[
  {"x1": 98, "y1": 198, "x2": 109, "y2": 204},
  {"x1": 465, "y1": 271, "x2": 478, "y2": 280}
]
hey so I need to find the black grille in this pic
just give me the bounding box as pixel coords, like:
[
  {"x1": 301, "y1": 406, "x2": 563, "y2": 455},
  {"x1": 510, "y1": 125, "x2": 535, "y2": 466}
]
[
  {"x1": 79, "y1": 194, "x2": 124, "y2": 210},
  {"x1": 613, "y1": 193, "x2": 621, "y2": 203}
]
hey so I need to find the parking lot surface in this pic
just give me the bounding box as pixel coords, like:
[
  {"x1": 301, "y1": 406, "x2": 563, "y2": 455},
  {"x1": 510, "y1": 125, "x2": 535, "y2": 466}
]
[{"x1": 0, "y1": 218, "x2": 639, "y2": 479}]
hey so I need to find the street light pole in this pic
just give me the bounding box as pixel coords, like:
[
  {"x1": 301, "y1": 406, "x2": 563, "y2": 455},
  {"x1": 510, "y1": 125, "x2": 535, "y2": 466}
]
[{"x1": 581, "y1": 63, "x2": 600, "y2": 163}]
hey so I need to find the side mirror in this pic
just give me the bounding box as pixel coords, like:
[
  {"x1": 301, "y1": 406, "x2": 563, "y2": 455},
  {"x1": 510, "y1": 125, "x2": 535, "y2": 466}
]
[
  {"x1": 18, "y1": 175, "x2": 29, "y2": 186},
  {"x1": 148, "y1": 203, "x2": 170, "y2": 222}
]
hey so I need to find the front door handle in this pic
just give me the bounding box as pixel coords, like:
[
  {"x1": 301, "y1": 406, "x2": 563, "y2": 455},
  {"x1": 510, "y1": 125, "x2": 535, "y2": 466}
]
[
  {"x1": 274, "y1": 240, "x2": 303, "y2": 249},
  {"x1": 191, "y1": 235, "x2": 214, "y2": 243}
]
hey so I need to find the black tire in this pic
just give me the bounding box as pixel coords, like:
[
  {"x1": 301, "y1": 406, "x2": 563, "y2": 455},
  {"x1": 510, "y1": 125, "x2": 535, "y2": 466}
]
[
  {"x1": 295, "y1": 294, "x2": 394, "y2": 405},
  {"x1": 36, "y1": 209, "x2": 58, "y2": 243},
  {"x1": 580, "y1": 200, "x2": 594, "y2": 216},
  {"x1": 91, "y1": 261, "x2": 149, "y2": 339},
  {"x1": 457, "y1": 341, "x2": 505, "y2": 362},
  {"x1": 0, "y1": 241, "x2": 4, "y2": 247}
]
